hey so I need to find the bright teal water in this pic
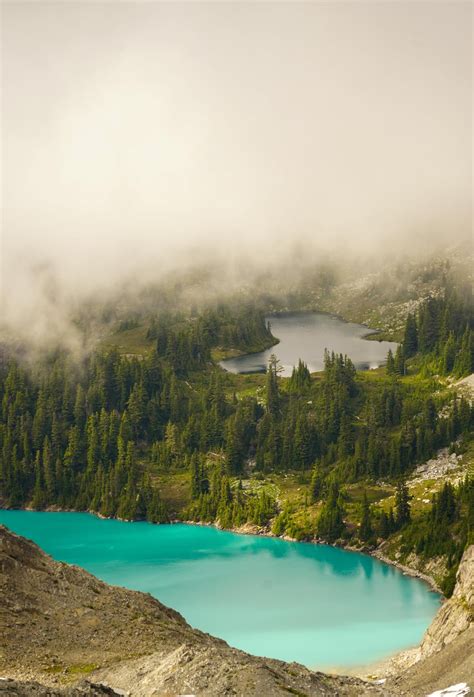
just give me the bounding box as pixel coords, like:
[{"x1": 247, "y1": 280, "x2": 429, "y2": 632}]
[{"x1": 0, "y1": 510, "x2": 440, "y2": 670}]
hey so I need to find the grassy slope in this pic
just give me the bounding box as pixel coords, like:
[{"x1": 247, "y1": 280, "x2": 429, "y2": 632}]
[{"x1": 99, "y1": 323, "x2": 155, "y2": 357}]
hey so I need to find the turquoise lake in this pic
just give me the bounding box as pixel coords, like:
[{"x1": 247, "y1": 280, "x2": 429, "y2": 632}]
[{"x1": 0, "y1": 510, "x2": 440, "y2": 670}]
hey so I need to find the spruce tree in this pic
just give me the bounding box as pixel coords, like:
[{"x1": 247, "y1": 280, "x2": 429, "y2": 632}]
[
  {"x1": 265, "y1": 354, "x2": 281, "y2": 416},
  {"x1": 359, "y1": 492, "x2": 373, "y2": 542},
  {"x1": 403, "y1": 314, "x2": 418, "y2": 358},
  {"x1": 395, "y1": 480, "x2": 411, "y2": 527}
]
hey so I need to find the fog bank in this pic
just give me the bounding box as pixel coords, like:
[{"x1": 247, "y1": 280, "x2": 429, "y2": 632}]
[{"x1": 1, "y1": 1, "x2": 472, "y2": 345}]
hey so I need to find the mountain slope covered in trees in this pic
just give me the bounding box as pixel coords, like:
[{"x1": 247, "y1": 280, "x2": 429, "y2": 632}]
[{"x1": 0, "y1": 274, "x2": 472, "y2": 595}]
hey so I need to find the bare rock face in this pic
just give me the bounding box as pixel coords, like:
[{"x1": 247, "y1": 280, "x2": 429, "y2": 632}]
[
  {"x1": 420, "y1": 545, "x2": 473, "y2": 659},
  {"x1": 0, "y1": 526, "x2": 384, "y2": 696},
  {"x1": 387, "y1": 545, "x2": 474, "y2": 696}
]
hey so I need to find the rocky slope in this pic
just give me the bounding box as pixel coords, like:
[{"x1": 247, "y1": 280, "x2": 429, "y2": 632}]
[
  {"x1": 0, "y1": 525, "x2": 383, "y2": 696},
  {"x1": 0, "y1": 679, "x2": 119, "y2": 696},
  {"x1": 419, "y1": 545, "x2": 473, "y2": 659},
  {"x1": 386, "y1": 545, "x2": 473, "y2": 696}
]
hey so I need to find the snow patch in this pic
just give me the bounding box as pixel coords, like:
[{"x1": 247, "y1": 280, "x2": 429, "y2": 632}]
[{"x1": 427, "y1": 683, "x2": 470, "y2": 697}]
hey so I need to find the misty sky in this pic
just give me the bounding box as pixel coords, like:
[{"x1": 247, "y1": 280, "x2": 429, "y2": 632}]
[{"x1": 1, "y1": 1, "x2": 472, "y2": 303}]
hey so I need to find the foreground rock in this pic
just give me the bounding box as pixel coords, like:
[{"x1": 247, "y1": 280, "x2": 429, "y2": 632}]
[
  {"x1": 0, "y1": 526, "x2": 383, "y2": 696},
  {"x1": 0, "y1": 678, "x2": 122, "y2": 696}
]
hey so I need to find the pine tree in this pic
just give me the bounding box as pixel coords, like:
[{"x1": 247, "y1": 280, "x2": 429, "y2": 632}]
[
  {"x1": 394, "y1": 345, "x2": 406, "y2": 376},
  {"x1": 317, "y1": 482, "x2": 345, "y2": 542},
  {"x1": 379, "y1": 510, "x2": 390, "y2": 538},
  {"x1": 442, "y1": 333, "x2": 456, "y2": 374},
  {"x1": 395, "y1": 480, "x2": 411, "y2": 527},
  {"x1": 190, "y1": 452, "x2": 204, "y2": 498},
  {"x1": 454, "y1": 327, "x2": 473, "y2": 377},
  {"x1": 31, "y1": 451, "x2": 46, "y2": 509},
  {"x1": 359, "y1": 492, "x2": 373, "y2": 542},
  {"x1": 288, "y1": 360, "x2": 311, "y2": 391},
  {"x1": 265, "y1": 354, "x2": 281, "y2": 416},
  {"x1": 128, "y1": 382, "x2": 147, "y2": 439},
  {"x1": 418, "y1": 299, "x2": 440, "y2": 353},
  {"x1": 294, "y1": 414, "x2": 310, "y2": 470},
  {"x1": 146, "y1": 487, "x2": 168, "y2": 523},
  {"x1": 310, "y1": 464, "x2": 323, "y2": 502},
  {"x1": 386, "y1": 349, "x2": 395, "y2": 375},
  {"x1": 42, "y1": 436, "x2": 55, "y2": 500},
  {"x1": 403, "y1": 314, "x2": 418, "y2": 358}
]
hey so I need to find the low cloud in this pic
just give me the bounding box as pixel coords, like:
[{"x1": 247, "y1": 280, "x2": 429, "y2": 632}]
[{"x1": 1, "y1": 1, "x2": 471, "y2": 350}]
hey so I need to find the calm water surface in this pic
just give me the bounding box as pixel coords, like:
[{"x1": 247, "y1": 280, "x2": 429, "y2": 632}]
[
  {"x1": 0, "y1": 510, "x2": 439, "y2": 670},
  {"x1": 221, "y1": 312, "x2": 398, "y2": 376}
]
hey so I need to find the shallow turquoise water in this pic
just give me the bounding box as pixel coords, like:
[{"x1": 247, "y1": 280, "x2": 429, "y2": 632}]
[{"x1": 0, "y1": 510, "x2": 440, "y2": 669}]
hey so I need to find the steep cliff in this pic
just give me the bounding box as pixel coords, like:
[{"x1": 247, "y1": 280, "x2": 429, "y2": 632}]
[
  {"x1": 419, "y1": 545, "x2": 473, "y2": 659},
  {"x1": 387, "y1": 545, "x2": 473, "y2": 696}
]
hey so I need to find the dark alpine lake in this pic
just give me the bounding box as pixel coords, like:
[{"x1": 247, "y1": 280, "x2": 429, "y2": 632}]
[
  {"x1": 220, "y1": 312, "x2": 398, "y2": 376},
  {"x1": 0, "y1": 511, "x2": 439, "y2": 670}
]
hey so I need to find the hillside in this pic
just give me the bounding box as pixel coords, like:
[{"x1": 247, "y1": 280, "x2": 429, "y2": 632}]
[{"x1": 0, "y1": 267, "x2": 472, "y2": 599}]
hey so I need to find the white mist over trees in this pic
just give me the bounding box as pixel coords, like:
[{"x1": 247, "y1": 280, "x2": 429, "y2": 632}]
[{"x1": 1, "y1": 1, "x2": 472, "y2": 340}]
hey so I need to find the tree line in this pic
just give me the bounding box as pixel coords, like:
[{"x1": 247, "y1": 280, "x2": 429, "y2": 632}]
[{"x1": 386, "y1": 287, "x2": 473, "y2": 377}]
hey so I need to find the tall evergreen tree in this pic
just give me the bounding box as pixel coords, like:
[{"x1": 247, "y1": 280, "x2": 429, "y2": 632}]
[
  {"x1": 403, "y1": 314, "x2": 418, "y2": 358},
  {"x1": 395, "y1": 480, "x2": 411, "y2": 527},
  {"x1": 265, "y1": 354, "x2": 281, "y2": 416},
  {"x1": 359, "y1": 492, "x2": 373, "y2": 542}
]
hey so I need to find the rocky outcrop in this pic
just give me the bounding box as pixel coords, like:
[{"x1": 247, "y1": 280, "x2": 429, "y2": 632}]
[
  {"x1": 387, "y1": 545, "x2": 474, "y2": 696},
  {"x1": 92, "y1": 645, "x2": 380, "y2": 697},
  {"x1": 408, "y1": 447, "x2": 466, "y2": 485},
  {"x1": 0, "y1": 526, "x2": 384, "y2": 696},
  {"x1": 0, "y1": 678, "x2": 123, "y2": 696},
  {"x1": 420, "y1": 545, "x2": 473, "y2": 659}
]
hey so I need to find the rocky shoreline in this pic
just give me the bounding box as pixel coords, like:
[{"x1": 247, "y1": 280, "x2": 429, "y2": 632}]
[
  {"x1": 0, "y1": 503, "x2": 444, "y2": 597},
  {"x1": 182, "y1": 518, "x2": 444, "y2": 596},
  {"x1": 370, "y1": 548, "x2": 442, "y2": 594}
]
